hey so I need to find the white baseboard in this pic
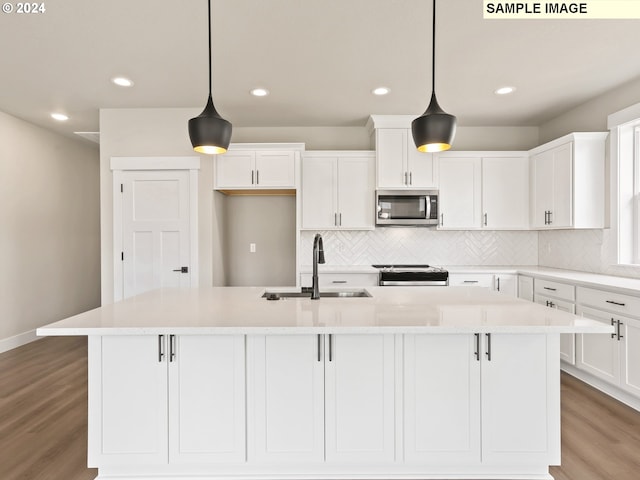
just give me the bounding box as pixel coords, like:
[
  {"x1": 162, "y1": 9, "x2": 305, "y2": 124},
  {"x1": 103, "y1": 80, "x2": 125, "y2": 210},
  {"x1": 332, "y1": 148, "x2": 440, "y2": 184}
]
[
  {"x1": 561, "y1": 363, "x2": 640, "y2": 412},
  {"x1": 0, "y1": 329, "x2": 39, "y2": 354}
]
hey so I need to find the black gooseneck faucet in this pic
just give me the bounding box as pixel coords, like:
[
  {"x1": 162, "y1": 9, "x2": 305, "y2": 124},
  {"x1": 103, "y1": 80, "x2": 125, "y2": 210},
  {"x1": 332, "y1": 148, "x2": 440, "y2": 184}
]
[{"x1": 311, "y1": 233, "x2": 326, "y2": 300}]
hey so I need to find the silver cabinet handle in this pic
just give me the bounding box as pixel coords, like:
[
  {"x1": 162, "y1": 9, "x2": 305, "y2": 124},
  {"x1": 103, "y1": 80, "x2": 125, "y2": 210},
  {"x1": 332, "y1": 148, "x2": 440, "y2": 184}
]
[
  {"x1": 169, "y1": 335, "x2": 176, "y2": 362},
  {"x1": 440, "y1": 213, "x2": 444, "y2": 227},
  {"x1": 484, "y1": 213, "x2": 488, "y2": 226},
  {"x1": 328, "y1": 334, "x2": 333, "y2": 362},
  {"x1": 404, "y1": 172, "x2": 408, "y2": 185},
  {"x1": 543, "y1": 286, "x2": 557, "y2": 291},
  {"x1": 474, "y1": 333, "x2": 480, "y2": 361},
  {"x1": 251, "y1": 170, "x2": 254, "y2": 185},
  {"x1": 256, "y1": 170, "x2": 259, "y2": 185},
  {"x1": 334, "y1": 213, "x2": 338, "y2": 226},
  {"x1": 332, "y1": 280, "x2": 347, "y2": 284},
  {"x1": 496, "y1": 277, "x2": 500, "y2": 291},
  {"x1": 339, "y1": 213, "x2": 342, "y2": 226},
  {"x1": 158, "y1": 335, "x2": 165, "y2": 363},
  {"x1": 606, "y1": 300, "x2": 626, "y2": 307},
  {"x1": 485, "y1": 333, "x2": 492, "y2": 361},
  {"x1": 618, "y1": 320, "x2": 624, "y2": 341},
  {"x1": 463, "y1": 280, "x2": 479, "y2": 284},
  {"x1": 409, "y1": 171, "x2": 413, "y2": 185},
  {"x1": 317, "y1": 334, "x2": 322, "y2": 362}
]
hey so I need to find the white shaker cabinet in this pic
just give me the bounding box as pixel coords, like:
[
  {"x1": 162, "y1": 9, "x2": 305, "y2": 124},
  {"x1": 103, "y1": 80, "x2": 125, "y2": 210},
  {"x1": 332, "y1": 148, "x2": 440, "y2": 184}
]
[
  {"x1": 404, "y1": 333, "x2": 558, "y2": 467},
  {"x1": 518, "y1": 275, "x2": 534, "y2": 301},
  {"x1": 375, "y1": 128, "x2": 437, "y2": 188},
  {"x1": 214, "y1": 145, "x2": 299, "y2": 190},
  {"x1": 530, "y1": 132, "x2": 607, "y2": 229},
  {"x1": 437, "y1": 156, "x2": 482, "y2": 229},
  {"x1": 534, "y1": 278, "x2": 576, "y2": 365},
  {"x1": 481, "y1": 156, "x2": 529, "y2": 229},
  {"x1": 576, "y1": 306, "x2": 622, "y2": 384},
  {"x1": 88, "y1": 335, "x2": 246, "y2": 468},
  {"x1": 301, "y1": 152, "x2": 375, "y2": 230},
  {"x1": 494, "y1": 273, "x2": 518, "y2": 296}
]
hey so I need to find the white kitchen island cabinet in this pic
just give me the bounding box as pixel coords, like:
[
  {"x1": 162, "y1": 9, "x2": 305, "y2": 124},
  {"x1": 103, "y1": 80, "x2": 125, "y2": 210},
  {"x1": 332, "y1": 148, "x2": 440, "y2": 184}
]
[{"x1": 38, "y1": 286, "x2": 612, "y2": 480}]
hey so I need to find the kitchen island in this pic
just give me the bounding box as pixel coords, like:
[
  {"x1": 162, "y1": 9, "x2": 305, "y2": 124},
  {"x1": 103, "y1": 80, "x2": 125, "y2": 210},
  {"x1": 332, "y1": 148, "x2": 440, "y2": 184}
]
[{"x1": 38, "y1": 286, "x2": 612, "y2": 480}]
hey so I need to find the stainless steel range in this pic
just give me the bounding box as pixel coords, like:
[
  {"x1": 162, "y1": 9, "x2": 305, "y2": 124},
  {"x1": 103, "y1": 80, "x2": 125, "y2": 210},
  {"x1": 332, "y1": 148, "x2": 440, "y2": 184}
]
[{"x1": 373, "y1": 264, "x2": 449, "y2": 286}]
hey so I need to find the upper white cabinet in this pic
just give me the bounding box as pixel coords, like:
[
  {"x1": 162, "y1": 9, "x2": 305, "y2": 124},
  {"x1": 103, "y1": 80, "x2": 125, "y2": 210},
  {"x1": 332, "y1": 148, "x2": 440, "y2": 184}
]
[
  {"x1": 375, "y1": 129, "x2": 437, "y2": 188},
  {"x1": 437, "y1": 153, "x2": 529, "y2": 230},
  {"x1": 530, "y1": 132, "x2": 607, "y2": 229},
  {"x1": 214, "y1": 144, "x2": 300, "y2": 190},
  {"x1": 301, "y1": 151, "x2": 375, "y2": 230}
]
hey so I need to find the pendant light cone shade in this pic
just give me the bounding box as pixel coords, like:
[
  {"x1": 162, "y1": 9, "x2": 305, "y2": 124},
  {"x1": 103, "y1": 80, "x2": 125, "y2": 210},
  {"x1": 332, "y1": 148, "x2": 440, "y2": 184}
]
[
  {"x1": 189, "y1": 95, "x2": 232, "y2": 154},
  {"x1": 412, "y1": 0, "x2": 456, "y2": 153},
  {"x1": 188, "y1": 0, "x2": 232, "y2": 155}
]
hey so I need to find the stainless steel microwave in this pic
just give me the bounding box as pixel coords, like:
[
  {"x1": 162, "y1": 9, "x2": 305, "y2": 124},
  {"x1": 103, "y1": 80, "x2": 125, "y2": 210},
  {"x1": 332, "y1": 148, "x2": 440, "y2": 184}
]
[{"x1": 376, "y1": 190, "x2": 439, "y2": 226}]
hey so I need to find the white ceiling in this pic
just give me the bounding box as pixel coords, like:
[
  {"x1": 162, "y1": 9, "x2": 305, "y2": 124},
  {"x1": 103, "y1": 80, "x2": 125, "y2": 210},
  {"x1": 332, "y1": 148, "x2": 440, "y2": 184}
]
[{"x1": 1, "y1": 0, "x2": 640, "y2": 142}]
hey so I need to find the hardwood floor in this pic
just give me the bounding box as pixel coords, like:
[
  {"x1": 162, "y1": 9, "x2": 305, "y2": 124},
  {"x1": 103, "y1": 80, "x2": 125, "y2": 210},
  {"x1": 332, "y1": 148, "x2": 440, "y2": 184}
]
[{"x1": 1, "y1": 337, "x2": 639, "y2": 480}]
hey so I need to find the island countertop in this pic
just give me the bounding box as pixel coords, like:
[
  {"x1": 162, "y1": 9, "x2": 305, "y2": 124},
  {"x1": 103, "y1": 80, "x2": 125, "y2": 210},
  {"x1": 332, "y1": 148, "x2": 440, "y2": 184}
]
[{"x1": 37, "y1": 286, "x2": 613, "y2": 336}]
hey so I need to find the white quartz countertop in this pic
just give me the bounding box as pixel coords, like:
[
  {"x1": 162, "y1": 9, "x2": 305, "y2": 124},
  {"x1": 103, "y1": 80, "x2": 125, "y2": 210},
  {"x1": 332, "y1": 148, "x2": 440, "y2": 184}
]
[{"x1": 37, "y1": 286, "x2": 612, "y2": 336}]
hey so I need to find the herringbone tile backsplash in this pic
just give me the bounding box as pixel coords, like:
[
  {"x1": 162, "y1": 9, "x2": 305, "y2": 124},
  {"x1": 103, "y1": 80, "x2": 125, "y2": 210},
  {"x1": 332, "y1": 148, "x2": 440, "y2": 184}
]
[{"x1": 301, "y1": 230, "x2": 538, "y2": 266}]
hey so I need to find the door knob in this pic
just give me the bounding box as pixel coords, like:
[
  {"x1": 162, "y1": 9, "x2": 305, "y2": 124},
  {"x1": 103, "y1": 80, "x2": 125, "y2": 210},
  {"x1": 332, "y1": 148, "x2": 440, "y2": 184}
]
[{"x1": 173, "y1": 266, "x2": 189, "y2": 273}]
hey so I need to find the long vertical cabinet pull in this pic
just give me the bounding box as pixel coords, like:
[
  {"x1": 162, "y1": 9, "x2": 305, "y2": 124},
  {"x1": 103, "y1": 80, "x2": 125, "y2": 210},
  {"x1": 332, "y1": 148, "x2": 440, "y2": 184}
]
[
  {"x1": 169, "y1": 335, "x2": 176, "y2": 362},
  {"x1": 328, "y1": 334, "x2": 333, "y2": 362},
  {"x1": 409, "y1": 172, "x2": 413, "y2": 185},
  {"x1": 251, "y1": 170, "x2": 255, "y2": 185},
  {"x1": 404, "y1": 172, "x2": 408, "y2": 185},
  {"x1": 474, "y1": 333, "x2": 480, "y2": 361},
  {"x1": 158, "y1": 335, "x2": 165, "y2": 362},
  {"x1": 256, "y1": 170, "x2": 259, "y2": 185},
  {"x1": 485, "y1": 333, "x2": 492, "y2": 361},
  {"x1": 484, "y1": 213, "x2": 488, "y2": 226},
  {"x1": 317, "y1": 334, "x2": 322, "y2": 362},
  {"x1": 496, "y1": 277, "x2": 501, "y2": 291},
  {"x1": 440, "y1": 213, "x2": 444, "y2": 227}
]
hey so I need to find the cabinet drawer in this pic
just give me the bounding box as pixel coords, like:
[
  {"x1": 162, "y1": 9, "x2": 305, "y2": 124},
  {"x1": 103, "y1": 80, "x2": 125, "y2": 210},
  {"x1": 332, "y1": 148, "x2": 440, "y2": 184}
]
[
  {"x1": 300, "y1": 273, "x2": 379, "y2": 288},
  {"x1": 576, "y1": 286, "x2": 640, "y2": 318},
  {"x1": 448, "y1": 274, "x2": 493, "y2": 288},
  {"x1": 534, "y1": 279, "x2": 575, "y2": 302}
]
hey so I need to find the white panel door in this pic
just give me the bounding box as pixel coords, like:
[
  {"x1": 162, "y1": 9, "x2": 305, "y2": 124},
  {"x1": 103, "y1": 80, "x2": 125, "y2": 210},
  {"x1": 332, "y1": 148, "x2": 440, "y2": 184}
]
[
  {"x1": 576, "y1": 306, "x2": 620, "y2": 384},
  {"x1": 534, "y1": 295, "x2": 576, "y2": 364},
  {"x1": 215, "y1": 151, "x2": 255, "y2": 188},
  {"x1": 438, "y1": 157, "x2": 482, "y2": 229},
  {"x1": 620, "y1": 316, "x2": 640, "y2": 396},
  {"x1": 407, "y1": 150, "x2": 437, "y2": 188},
  {"x1": 517, "y1": 275, "x2": 534, "y2": 301},
  {"x1": 92, "y1": 335, "x2": 168, "y2": 466},
  {"x1": 482, "y1": 156, "x2": 529, "y2": 229},
  {"x1": 325, "y1": 334, "x2": 395, "y2": 464},
  {"x1": 551, "y1": 142, "x2": 573, "y2": 228},
  {"x1": 247, "y1": 335, "x2": 324, "y2": 464},
  {"x1": 376, "y1": 129, "x2": 407, "y2": 188},
  {"x1": 481, "y1": 333, "x2": 553, "y2": 465},
  {"x1": 494, "y1": 274, "x2": 517, "y2": 296},
  {"x1": 301, "y1": 156, "x2": 338, "y2": 229},
  {"x1": 254, "y1": 151, "x2": 295, "y2": 188},
  {"x1": 169, "y1": 335, "x2": 246, "y2": 464},
  {"x1": 532, "y1": 150, "x2": 554, "y2": 228},
  {"x1": 337, "y1": 156, "x2": 375, "y2": 229},
  {"x1": 121, "y1": 170, "x2": 191, "y2": 299},
  {"x1": 404, "y1": 334, "x2": 481, "y2": 464}
]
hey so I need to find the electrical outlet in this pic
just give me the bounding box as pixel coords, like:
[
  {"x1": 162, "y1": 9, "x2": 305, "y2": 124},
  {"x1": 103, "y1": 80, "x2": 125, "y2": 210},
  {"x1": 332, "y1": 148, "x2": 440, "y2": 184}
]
[{"x1": 250, "y1": 243, "x2": 256, "y2": 253}]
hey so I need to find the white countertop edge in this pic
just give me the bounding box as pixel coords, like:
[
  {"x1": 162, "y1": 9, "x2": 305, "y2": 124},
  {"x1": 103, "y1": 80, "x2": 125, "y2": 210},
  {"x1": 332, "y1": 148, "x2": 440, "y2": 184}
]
[{"x1": 37, "y1": 325, "x2": 612, "y2": 336}]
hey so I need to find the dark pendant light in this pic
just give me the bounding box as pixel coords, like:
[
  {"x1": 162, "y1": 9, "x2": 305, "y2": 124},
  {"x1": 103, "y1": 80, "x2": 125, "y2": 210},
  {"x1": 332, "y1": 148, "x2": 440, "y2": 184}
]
[
  {"x1": 188, "y1": 0, "x2": 232, "y2": 154},
  {"x1": 411, "y1": 0, "x2": 456, "y2": 153}
]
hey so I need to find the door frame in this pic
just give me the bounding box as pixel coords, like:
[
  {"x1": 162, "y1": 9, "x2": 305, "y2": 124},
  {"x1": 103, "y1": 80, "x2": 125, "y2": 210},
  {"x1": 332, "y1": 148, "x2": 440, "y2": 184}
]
[{"x1": 111, "y1": 157, "x2": 200, "y2": 302}]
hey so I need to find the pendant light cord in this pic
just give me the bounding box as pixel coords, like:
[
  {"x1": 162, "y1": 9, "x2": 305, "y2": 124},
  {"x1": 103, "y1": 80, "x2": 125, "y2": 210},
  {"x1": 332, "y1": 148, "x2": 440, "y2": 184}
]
[
  {"x1": 207, "y1": 0, "x2": 212, "y2": 97},
  {"x1": 431, "y1": 0, "x2": 436, "y2": 95}
]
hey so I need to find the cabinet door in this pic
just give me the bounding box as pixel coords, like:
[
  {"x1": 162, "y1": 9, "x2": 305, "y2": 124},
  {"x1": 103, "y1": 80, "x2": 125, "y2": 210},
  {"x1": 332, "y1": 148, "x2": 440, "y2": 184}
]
[
  {"x1": 620, "y1": 316, "x2": 640, "y2": 396},
  {"x1": 325, "y1": 334, "x2": 395, "y2": 464},
  {"x1": 169, "y1": 335, "x2": 245, "y2": 464},
  {"x1": 576, "y1": 306, "x2": 620, "y2": 384},
  {"x1": 448, "y1": 273, "x2": 493, "y2": 288},
  {"x1": 438, "y1": 157, "x2": 482, "y2": 229},
  {"x1": 532, "y1": 150, "x2": 554, "y2": 228},
  {"x1": 376, "y1": 129, "x2": 407, "y2": 188},
  {"x1": 337, "y1": 156, "x2": 375, "y2": 229},
  {"x1": 404, "y1": 334, "x2": 481, "y2": 465},
  {"x1": 215, "y1": 151, "x2": 255, "y2": 188},
  {"x1": 301, "y1": 156, "x2": 337, "y2": 229},
  {"x1": 534, "y1": 295, "x2": 576, "y2": 365},
  {"x1": 407, "y1": 148, "x2": 437, "y2": 188},
  {"x1": 518, "y1": 275, "x2": 534, "y2": 301},
  {"x1": 494, "y1": 274, "x2": 517, "y2": 296},
  {"x1": 254, "y1": 151, "x2": 295, "y2": 188},
  {"x1": 482, "y1": 157, "x2": 529, "y2": 229},
  {"x1": 88, "y1": 335, "x2": 168, "y2": 467},
  {"x1": 550, "y1": 142, "x2": 573, "y2": 228},
  {"x1": 481, "y1": 333, "x2": 558, "y2": 465},
  {"x1": 247, "y1": 335, "x2": 324, "y2": 464}
]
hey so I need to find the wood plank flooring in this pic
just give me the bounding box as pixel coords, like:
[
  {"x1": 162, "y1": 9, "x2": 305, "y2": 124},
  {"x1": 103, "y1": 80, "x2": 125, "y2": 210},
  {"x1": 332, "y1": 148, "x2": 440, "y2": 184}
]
[{"x1": 1, "y1": 336, "x2": 639, "y2": 480}]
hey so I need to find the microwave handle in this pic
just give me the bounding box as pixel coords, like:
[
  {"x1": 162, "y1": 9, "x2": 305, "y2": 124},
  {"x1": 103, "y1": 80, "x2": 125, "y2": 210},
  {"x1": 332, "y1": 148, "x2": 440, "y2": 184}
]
[{"x1": 426, "y1": 196, "x2": 431, "y2": 220}]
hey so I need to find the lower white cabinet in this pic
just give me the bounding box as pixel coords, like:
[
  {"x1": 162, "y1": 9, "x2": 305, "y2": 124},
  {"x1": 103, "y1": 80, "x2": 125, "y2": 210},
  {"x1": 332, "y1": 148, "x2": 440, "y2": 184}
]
[
  {"x1": 494, "y1": 273, "x2": 517, "y2": 296},
  {"x1": 448, "y1": 273, "x2": 494, "y2": 288},
  {"x1": 535, "y1": 294, "x2": 576, "y2": 365},
  {"x1": 300, "y1": 272, "x2": 379, "y2": 288},
  {"x1": 404, "y1": 333, "x2": 559, "y2": 467},
  {"x1": 518, "y1": 275, "x2": 534, "y2": 301},
  {"x1": 88, "y1": 335, "x2": 246, "y2": 467},
  {"x1": 247, "y1": 333, "x2": 396, "y2": 465}
]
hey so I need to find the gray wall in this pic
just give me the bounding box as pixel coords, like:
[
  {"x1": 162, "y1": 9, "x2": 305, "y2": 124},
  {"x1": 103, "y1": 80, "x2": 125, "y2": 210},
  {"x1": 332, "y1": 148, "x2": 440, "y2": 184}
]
[
  {"x1": 223, "y1": 195, "x2": 296, "y2": 286},
  {"x1": 0, "y1": 111, "x2": 100, "y2": 349}
]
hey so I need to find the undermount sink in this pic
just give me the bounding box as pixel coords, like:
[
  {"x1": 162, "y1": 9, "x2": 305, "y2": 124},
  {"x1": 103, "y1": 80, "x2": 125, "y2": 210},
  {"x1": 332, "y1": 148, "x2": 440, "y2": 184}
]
[{"x1": 262, "y1": 289, "x2": 372, "y2": 300}]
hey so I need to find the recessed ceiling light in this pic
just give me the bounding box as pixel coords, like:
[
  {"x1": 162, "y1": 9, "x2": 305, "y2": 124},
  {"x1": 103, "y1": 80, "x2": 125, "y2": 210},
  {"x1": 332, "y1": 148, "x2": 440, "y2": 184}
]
[
  {"x1": 372, "y1": 87, "x2": 390, "y2": 96},
  {"x1": 250, "y1": 88, "x2": 269, "y2": 97},
  {"x1": 495, "y1": 86, "x2": 516, "y2": 95},
  {"x1": 51, "y1": 113, "x2": 69, "y2": 121},
  {"x1": 112, "y1": 77, "x2": 134, "y2": 87}
]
